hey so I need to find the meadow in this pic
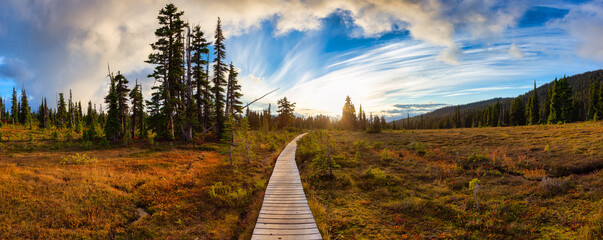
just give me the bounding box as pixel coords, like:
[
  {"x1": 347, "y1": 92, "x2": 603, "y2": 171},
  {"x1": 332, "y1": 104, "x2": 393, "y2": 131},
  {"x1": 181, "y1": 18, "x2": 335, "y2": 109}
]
[
  {"x1": 297, "y1": 121, "x2": 603, "y2": 239},
  {"x1": 0, "y1": 123, "x2": 297, "y2": 239}
]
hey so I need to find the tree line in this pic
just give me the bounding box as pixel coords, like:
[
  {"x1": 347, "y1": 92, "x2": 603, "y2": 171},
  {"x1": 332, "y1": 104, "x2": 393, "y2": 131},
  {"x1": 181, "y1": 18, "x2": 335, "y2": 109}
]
[
  {"x1": 0, "y1": 3, "x2": 334, "y2": 143},
  {"x1": 397, "y1": 70, "x2": 603, "y2": 129}
]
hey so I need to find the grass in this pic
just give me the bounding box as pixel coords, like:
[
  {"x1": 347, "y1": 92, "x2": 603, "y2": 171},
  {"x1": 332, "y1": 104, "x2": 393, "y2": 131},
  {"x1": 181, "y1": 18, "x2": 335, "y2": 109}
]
[
  {"x1": 297, "y1": 122, "x2": 603, "y2": 239},
  {"x1": 0, "y1": 123, "x2": 298, "y2": 239}
]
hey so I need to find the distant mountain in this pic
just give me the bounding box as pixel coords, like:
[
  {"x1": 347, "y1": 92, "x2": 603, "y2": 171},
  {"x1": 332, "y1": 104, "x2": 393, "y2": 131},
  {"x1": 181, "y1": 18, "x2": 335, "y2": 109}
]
[{"x1": 392, "y1": 69, "x2": 603, "y2": 129}]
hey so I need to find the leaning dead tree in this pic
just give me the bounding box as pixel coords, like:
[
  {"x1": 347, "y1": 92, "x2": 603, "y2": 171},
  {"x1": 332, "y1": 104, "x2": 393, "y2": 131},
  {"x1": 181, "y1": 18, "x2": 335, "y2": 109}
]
[{"x1": 226, "y1": 88, "x2": 279, "y2": 166}]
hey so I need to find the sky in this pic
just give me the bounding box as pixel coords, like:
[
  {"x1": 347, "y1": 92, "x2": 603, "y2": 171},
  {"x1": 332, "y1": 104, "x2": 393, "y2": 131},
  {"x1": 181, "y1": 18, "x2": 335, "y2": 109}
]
[{"x1": 0, "y1": 0, "x2": 602, "y2": 120}]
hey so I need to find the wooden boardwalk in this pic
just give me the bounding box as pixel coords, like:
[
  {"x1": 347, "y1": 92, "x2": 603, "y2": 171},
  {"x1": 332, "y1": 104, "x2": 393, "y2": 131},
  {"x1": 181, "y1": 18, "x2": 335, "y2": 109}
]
[{"x1": 252, "y1": 133, "x2": 322, "y2": 240}]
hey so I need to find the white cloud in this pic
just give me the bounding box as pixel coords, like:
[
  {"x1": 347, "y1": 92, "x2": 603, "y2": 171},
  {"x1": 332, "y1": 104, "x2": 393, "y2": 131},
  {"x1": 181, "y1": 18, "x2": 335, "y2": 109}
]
[
  {"x1": 548, "y1": 1, "x2": 603, "y2": 62},
  {"x1": 0, "y1": 0, "x2": 597, "y2": 114},
  {"x1": 509, "y1": 43, "x2": 524, "y2": 59}
]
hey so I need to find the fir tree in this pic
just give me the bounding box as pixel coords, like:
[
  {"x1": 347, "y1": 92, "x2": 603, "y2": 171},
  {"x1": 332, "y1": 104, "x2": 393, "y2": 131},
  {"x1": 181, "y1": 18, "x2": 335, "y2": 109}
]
[
  {"x1": 19, "y1": 88, "x2": 30, "y2": 125},
  {"x1": 191, "y1": 24, "x2": 211, "y2": 130},
  {"x1": 588, "y1": 80, "x2": 600, "y2": 120},
  {"x1": 68, "y1": 89, "x2": 74, "y2": 128},
  {"x1": 357, "y1": 104, "x2": 364, "y2": 130},
  {"x1": 130, "y1": 80, "x2": 145, "y2": 138},
  {"x1": 510, "y1": 97, "x2": 526, "y2": 126},
  {"x1": 212, "y1": 17, "x2": 228, "y2": 137},
  {"x1": 548, "y1": 76, "x2": 573, "y2": 123},
  {"x1": 57, "y1": 93, "x2": 67, "y2": 128},
  {"x1": 341, "y1": 96, "x2": 357, "y2": 130},
  {"x1": 38, "y1": 98, "x2": 49, "y2": 128},
  {"x1": 105, "y1": 74, "x2": 121, "y2": 141},
  {"x1": 0, "y1": 98, "x2": 3, "y2": 122},
  {"x1": 277, "y1": 97, "x2": 295, "y2": 129},
  {"x1": 225, "y1": 63, "x2": 243, "y2": 116},
  {"x1": 527, "y1": 81, "x2": 540, "y2": 125},
  {"x1": 543, "y1": 80, "x2": 554, "y2": 123},
  {"x1": 114, "y1": 72, "x2": 130, "y2": 137},
  {"x1": 11, "y1": 87, "x2": 18, "y2": 124},
  {"x1": 146, "y1": 3, "x2": 186, "y2": 140}
]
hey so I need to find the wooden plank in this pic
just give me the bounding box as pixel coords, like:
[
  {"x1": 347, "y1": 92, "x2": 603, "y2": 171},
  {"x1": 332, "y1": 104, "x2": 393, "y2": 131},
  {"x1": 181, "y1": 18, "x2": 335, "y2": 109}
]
[
  {"x1": 251, "y1": 234, "x2": 323, "y2": 240},
  {"x1": 254, "y1": 223, "x2": 318, "y2": 229},
  {"x1": 253, "y1": 228, "x2": 320, "y2": 235},
  {"x1": 252, "y1": 133, "x2": 322, "y2": 240},
  {"x1": 257, "y1": 218, "x2": 318, "y2": 224}
]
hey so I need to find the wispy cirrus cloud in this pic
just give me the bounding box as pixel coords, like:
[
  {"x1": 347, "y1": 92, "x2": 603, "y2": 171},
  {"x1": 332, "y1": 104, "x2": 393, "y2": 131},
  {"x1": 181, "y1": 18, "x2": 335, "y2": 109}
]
[
  {"x1": 0, "y1": 0, "x2": 601, "y2": 117},
  {"x1": 240, "y1": 23, "x2": 599, "y2": 118}
]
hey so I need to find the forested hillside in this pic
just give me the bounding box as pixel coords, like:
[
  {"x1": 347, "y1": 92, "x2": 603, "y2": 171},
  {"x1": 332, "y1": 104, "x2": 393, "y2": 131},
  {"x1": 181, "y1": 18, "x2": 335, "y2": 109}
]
[{"x1": 396, "y1": 69, "x2": 603, "y2": 129}]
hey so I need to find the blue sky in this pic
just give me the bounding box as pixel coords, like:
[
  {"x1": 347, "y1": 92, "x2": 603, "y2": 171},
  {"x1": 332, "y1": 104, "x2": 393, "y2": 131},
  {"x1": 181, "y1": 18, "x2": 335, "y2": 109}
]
[{"x1": 0, "y1": 0, "x2": 602, "y2": 119}]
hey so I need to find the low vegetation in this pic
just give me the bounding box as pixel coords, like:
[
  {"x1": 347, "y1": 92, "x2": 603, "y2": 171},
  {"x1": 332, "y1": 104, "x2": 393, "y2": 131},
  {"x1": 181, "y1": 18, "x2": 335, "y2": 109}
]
[
  {"x1": 0, "y1": 123, "x2": 298, "y2": 239},
  {"x1": 297, "y1": 122, "x2": 603, "y2": 239}
]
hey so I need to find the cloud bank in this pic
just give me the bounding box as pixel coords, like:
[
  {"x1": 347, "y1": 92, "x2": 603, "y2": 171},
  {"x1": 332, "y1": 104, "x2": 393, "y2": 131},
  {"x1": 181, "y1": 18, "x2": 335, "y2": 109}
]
[
  {"x1": 0, "y1": 0, "x2": 528, "y2": 104},
  {"x1": 0, "y1": 0, "x2": 601, "y2": 117}
]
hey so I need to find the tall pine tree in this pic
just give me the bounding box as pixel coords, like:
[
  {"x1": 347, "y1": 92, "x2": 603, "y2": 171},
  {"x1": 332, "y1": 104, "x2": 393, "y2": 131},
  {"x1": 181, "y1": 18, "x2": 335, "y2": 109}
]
[
  {"x1": 588, "y1": 80, "x2": 600, "y2": 120},
  {"x1": 10, "y1": 87, "x2": 18, "y2": 124},
  {"x1": 510, "y1": 97, "x2": 526, "y2": 126},
  {"x1": 146, "y1": 3, "x2": 186, "y2": 140},
  {"x1": 527, "y1": 81, "x2": 540, "y2": 125},
  {"x1": 341, "y1": 96, "x2": 357, "y2": 130},
  {"x1": 212, "y1": 17, "x2": 228, "y2": 137},
  {"x1": 105, "y1": 74, "x2": 121, "y2": 141},
  {"x1": 225, "y1": 62, "x2": 242, "y2": 116},
  {"x1": 130, "y1": 80, "x2": 145, "y2": 138},
  {"x1": 19, "y1": 88, "x2": 30, "y2": 125},
  {"x1": 114, "y1": 72, "x2": 130, "y2": 138},
  {"x1": 548, "y1": 76, "x2": 573, "y2": 123},
  {"x1": 191, "y1": 25, "x2": 211, "y2": 131},
  {"x1": 57, "y1": 93, "x2": 67, "y2": 128}
]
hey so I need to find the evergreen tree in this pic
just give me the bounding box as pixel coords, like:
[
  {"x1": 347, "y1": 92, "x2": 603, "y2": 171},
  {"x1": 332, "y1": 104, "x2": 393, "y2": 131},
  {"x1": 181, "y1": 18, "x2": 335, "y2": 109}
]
[
  {"x1": 452, "y1": 105, "x2": 461, "y2": 128},
  {"x1": 146, "y1": 3, "x2": 186, "y2": 140},
  {"x1": 114, "y1": 72, "x2": 130, "y2": 137},
  {"x1": 68, "y1": 89, "x2": 74, "y2": 128},
  {"x1": 527, "y1": 81, "x2": 540, "y2": 125},
  {"x1": 599, "y1": 81, "x2": 603, "y2": 118},
  {"x1": 130, "y1": 80, "x2": 145, "y2": 138},
  {"x1": 57, "y1": 93, "x2": 67, "y2": 128},
  {"x1": 357, "y1": 104, "x2": 364, "y2": 130},
  {"x1": 548, "y1": 76, "x2": 573, "y2": 123},
  {"x1": 341, "y1": 96, "x2": 357, "y2": 130},
  {"x1": 86, "y1": 101, "x2": 97, "y2": 127},
  {"x1": 543, "y1": 80, "x2": 554, "y2": 123},
  {"x1": 368, "y1": 115, "x2": 382, "y2": 133},
  {"x1": 191, "y1": 24, "x2": 211, "y2": 130},
  {"x1": 277, "y1": 97, "x2": 295, "y2": 129},
  {"x1": 588, "y1": 80, "x2": 600, "y2": 120},
  {"x1": 105, "y1": 74, "x2": 121, "y2": 141},
  {"x1": 510, "y1": 97, "x2": 526, "y2": 126},
  {"x1": 11, "y1": 87, "x2": 18, "y2": 124},
  {"x1": 38, "y1": 98, "x2": 49, "y2": 128},
  {"x1": 0, "y1": 98, "x2": 3, "y2": 122},
  {"x1": 85, "y1": 101, "x2": 99, "y2": 140},
  {"x1": 19, "y1": 88, "x2": 30, "y2": 125},
  {"x1": 225, "y1": 63, "x2": 243, "y2": 116},
  {"x1": 212, "y1": 17, "x2": 228, "y2": 137}
]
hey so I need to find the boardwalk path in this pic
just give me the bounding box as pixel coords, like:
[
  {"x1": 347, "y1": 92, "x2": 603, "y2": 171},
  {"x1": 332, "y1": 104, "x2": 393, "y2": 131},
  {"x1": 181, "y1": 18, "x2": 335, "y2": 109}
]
[{"x1": 252, "y1": 133, "x2": 322, "y2": 240}]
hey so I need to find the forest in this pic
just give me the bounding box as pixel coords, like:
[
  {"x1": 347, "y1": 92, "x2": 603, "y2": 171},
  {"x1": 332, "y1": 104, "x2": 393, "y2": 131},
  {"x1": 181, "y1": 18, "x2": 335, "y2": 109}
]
[
  {"x1": 396, "y1": 70, "x2": 603, "y2": 129},
  {"x1": 1, "y1": 2, "x2": 602, "y2": 240}
]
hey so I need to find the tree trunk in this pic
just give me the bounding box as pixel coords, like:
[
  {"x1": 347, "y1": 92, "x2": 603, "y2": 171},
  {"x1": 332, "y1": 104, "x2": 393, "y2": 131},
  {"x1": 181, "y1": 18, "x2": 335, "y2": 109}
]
[{"x1": 327, "y1": 135, "x2": 333, "y2": 176}]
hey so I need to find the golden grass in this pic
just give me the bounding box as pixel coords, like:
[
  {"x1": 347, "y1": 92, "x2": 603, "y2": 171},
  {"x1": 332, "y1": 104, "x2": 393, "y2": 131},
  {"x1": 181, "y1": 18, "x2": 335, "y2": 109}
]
[
  {"x1": 0, "y1": 124, "x2": 298, "y2": 239},
  {"x1": 297, "y1": 122, "x2": 603, "y2": 239}
]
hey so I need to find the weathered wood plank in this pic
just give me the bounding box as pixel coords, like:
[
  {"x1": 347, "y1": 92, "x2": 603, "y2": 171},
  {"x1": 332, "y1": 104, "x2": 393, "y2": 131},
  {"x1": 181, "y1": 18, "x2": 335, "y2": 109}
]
[
  {"x1": 253, "y1": 228, "x2": 321, "y2": 235},
  {"x1": 251, "y1": 233, "x2": 323, "y2": 240},
  {"x1": 252, "y1": 133, "x2": 322, "y2": 240}
]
